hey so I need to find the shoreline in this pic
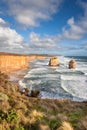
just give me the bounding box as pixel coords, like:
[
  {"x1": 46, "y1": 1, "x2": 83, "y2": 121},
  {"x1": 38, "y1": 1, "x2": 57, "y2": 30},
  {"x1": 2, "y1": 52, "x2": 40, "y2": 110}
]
[
  {"x1": 8, "y1": 68, "x2": 86, "y2": 102},
  {"x1": 1, "y1": 53, "x2": 87, "y2": 129},
  {"x1": 9, "y1": 68, "x2": 29, "y2": 83},
  {"x1": 7, "y1": 55, "x2": 87, "y2": 102},
  {"x1": 8, "y1": 65, "x2": 87, "y2": 102},
  {"x1": 9, "y1": 68, "x2": 29, "y2": 90}
]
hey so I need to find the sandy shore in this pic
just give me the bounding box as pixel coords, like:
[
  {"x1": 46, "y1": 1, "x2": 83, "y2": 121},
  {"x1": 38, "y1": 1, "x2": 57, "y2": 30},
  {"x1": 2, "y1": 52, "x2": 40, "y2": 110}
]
[{"x1": 9, "y1": 68, "x2": 29, "y2": 84}]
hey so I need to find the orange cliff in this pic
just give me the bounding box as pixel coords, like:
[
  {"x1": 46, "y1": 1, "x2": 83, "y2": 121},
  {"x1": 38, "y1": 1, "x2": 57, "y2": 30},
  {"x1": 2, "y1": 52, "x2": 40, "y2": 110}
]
[{"x1": 0, "y1": 52, "x2": 46, "y2": 73}]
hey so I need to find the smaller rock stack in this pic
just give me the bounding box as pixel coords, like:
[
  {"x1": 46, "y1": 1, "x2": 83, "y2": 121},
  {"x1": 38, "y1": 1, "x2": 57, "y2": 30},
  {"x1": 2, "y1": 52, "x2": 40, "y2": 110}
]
[
  {"x1": 49, "y1": 57, "x2": 60, "y2": 66},
  {"x1": 69, "y1": 59, "x2": 77, "y2": 69}
]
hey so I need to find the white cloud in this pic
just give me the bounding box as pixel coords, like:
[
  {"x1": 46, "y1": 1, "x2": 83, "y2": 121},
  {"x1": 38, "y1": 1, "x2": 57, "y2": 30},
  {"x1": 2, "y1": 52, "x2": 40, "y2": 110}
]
[
  {"x1": 0, "y1": 18, "x2": 61, "y2": 54},
  {"x1": 67, "y1": 17, "x2": 74, "y2": 25},
  {"x1": 5, "y1": 0, "x2": 62, "y2": 27},
  {"x1": 0, "y1": 18, "x2": 62, "y2": 54},
  {"x1": 63, "y1": 17, "x2": 85, "y2": 40},
  {"x1": 29, "y1": 32, "x2": 61, "y2": 49},
  {"x1": 1, "y1": 1, "x2": 87, "y2": 55},
  {"x1": 62, "y1": 1, "x2": 87, "y2": 40},
  {"x1": 0, "y1": 18, "x2": 27, "y2": 52}
]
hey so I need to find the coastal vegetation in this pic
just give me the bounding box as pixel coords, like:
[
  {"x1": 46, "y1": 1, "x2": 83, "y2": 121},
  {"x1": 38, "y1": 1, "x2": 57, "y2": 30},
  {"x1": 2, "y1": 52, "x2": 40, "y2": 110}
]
[{"x1": 0, "y1": 72, "x2": 87, "y2": 130}]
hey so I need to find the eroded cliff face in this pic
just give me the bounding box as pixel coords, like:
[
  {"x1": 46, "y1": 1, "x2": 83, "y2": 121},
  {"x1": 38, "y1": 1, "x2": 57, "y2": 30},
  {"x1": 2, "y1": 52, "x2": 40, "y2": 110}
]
[{"x1": 0, "y1": 53, "x2": 46, "y2": 73}]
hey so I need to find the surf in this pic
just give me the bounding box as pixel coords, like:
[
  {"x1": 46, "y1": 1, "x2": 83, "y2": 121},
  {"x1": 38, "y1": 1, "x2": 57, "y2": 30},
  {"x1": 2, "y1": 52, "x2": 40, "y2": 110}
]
[{"x1": 19, "y1": 56, "x2": 87, "y2": 101}]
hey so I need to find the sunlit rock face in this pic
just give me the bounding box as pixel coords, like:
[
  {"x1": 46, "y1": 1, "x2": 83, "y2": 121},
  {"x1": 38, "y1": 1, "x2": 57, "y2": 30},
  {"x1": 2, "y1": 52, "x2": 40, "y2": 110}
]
[
  {"x1": 69, "y1": 59, "x2": 77, "y2": 69},
  {"x1": 0, "y1": 54, "x2": 29, "y2": 73},
  {"x1": 49, "y1": 57, "x2": 60, "y2": 66},
  {"x1": 0, "y1": 53, "x2": 46, "y2": 73}
]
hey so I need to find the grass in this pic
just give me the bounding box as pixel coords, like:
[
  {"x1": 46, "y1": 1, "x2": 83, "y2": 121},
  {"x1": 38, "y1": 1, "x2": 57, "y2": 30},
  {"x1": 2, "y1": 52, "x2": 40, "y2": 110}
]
[
  {"x1": 58, "y1": 121, "x2": 74, "y2": 130},
  {"x1": 67, "y1": 108, "x2": 87, "y2": 128}
]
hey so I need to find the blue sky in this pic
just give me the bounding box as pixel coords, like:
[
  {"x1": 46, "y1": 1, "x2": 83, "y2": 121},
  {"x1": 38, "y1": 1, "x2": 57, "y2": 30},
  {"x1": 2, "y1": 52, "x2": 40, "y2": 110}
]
[{"x1": 0, "y1": 0, "x2": 87, "y2": 56}]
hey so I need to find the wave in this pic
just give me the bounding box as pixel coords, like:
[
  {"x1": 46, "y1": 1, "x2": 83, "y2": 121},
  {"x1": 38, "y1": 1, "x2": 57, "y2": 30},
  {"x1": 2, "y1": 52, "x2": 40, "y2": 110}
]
[
  {"x1": 28, "y1": 67, "x2": 48, "y2": 73},
  {"x1": 85, "y1": 73, "x2": 87, "y2": 75},
  {"x1": 40, "y1": 91, "x2": 69, "y2": 99},
  {"x1": 55, "y1": 68, "x2": 85, "y2": 75},
  {"x1": 20, "y1": 55, "x2": 87, "y2": 101},
  {"x1": 61, "y1": 75, "x2": 87, "y2": 100},
  {"x1": 19, "y1": 80, "x2": 27, "y2": 92},
  {"x1": 30, "y1": 58, "x2": 49, "y2": 67},
  {"x1": 25, "y1": 74, "x2": 59, "y2": 80}
]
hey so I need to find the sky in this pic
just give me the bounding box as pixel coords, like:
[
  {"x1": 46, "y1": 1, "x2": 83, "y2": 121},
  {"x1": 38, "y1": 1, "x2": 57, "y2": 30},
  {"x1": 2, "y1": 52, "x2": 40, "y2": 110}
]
[{"x1": 0, "y1": 0, "x2": 87, "y2": 56}]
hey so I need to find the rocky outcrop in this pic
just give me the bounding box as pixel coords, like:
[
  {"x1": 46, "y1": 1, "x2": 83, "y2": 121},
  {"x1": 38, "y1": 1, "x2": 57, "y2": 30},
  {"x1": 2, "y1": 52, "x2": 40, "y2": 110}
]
[
  {"x1": 20, "y1": 88, "x2": 40, "y2": 97},
  {"x1": 0, "y1": 53, "x2": 46, "y2": 73},
  {"x1": 30, "y1": 90, "x2": 40, "y2": 97},
  {"x1": 69, "y1": 59, "x2": 77, "y2": 69},
  {"x1": 49, "y1": 57, "x2": 60, "y2": 66}
]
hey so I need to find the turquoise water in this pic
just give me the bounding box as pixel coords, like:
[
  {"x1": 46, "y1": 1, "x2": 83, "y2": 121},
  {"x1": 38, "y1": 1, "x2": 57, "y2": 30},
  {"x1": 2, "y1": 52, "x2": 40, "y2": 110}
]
[{"x1": 19, "y1": 56, "x2": 87, "y2": 101}]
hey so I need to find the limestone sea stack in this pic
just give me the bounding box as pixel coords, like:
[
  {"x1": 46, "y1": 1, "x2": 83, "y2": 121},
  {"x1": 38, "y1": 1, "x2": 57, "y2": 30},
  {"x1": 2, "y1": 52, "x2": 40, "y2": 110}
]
[
  {"x1": 69, "y1": 59, "x2": 77, "y2": 69},
  {"x1": 49, "y1": 57, "x2": 60, "y2": 66}
]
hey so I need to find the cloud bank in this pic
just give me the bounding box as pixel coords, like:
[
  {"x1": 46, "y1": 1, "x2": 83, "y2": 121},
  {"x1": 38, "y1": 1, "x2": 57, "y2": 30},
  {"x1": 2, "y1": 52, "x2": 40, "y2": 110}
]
[
  {"x1": 29, "y1": 32, "x2": 61, "y2": 49},
  {"x1": 0, "y1": 18, "x2": 29, "y2": 53},
  {"x1": 5, "y1": 0, "x2": 62, "y2": 27}
]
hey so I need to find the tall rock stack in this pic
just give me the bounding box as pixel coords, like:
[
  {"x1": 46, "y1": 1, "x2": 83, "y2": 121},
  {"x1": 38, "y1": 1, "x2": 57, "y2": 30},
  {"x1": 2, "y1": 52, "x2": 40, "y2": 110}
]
[
  {"x1": 49, "y1": 57, "x2": 60, "y2": 66},
  {"x1": 69, "y1": 59, "x2": 77, "y2": 69}
]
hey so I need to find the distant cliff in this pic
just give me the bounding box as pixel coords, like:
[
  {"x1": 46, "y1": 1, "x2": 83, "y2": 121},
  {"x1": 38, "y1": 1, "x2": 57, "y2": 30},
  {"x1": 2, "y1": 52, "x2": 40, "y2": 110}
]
[{"x1": 0, "y1": 53, "x2": 46, "y2": 73}]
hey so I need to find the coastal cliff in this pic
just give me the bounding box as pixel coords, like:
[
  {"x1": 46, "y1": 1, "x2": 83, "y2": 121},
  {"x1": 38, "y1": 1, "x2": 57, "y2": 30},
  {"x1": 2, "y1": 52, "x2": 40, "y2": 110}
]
[
  {"x1": 0, "y1": 53, "x2": 46, "y2": 73},
  {"x1": 0, "y1": 53, "x2": 87, "y2": 130}
]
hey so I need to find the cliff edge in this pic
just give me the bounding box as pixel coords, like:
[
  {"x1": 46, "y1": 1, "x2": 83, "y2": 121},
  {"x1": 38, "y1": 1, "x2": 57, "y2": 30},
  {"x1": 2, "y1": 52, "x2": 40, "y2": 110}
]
[{"x1": 0, "y1": 52, "x2": 46, "y2": 73}]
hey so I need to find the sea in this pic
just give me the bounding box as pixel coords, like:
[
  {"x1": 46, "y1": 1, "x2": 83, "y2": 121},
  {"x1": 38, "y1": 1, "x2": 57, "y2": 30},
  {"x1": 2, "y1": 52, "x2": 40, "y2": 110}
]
[{"x1": 19, "y1": 56, "x2": 87, "y2": 102}]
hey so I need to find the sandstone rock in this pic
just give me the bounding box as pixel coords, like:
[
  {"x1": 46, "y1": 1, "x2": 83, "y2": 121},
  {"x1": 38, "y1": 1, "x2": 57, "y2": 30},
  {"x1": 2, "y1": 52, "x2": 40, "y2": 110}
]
[
  {"x1": 0, "y1": 52, "x2": 46, "y2": 73},
  {"x1": 49, "y1": 57, "x2": 59, "y2": 66},
  {"x1": 69, "y1": 59, "x2": 77, "y2": 69},
  {"x1": 30, "y1": 90, "x2": 40, "y2": 97}
]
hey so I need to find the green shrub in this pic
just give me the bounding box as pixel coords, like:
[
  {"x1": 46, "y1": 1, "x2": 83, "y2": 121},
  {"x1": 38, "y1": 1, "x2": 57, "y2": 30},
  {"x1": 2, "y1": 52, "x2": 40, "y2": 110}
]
[
  {"x1": 15, "y1": 126, "x2": 25, "y2": 130},
  {"x1": 6, "y1": 109, "x2": 19, "y2": 123},
  {"x1": 68, "y1": 110, "x2": 83, "y2": 128},
  {"x1": 0, "y1": 109, "x2": 19, "y2": 124}
]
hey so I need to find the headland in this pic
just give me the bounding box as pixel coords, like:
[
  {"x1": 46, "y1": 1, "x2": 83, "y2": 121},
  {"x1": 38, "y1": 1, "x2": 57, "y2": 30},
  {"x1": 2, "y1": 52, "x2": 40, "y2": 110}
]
[{"x1": 0, "y1": 52, "x2": 87, "y2": 130}]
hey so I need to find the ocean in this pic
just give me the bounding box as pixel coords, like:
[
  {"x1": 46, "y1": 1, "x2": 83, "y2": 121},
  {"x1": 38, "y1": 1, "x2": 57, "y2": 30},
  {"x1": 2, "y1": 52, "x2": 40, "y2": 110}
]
[{"x1": 19, "y1": 56, "x2": 87, "y2": 101}]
